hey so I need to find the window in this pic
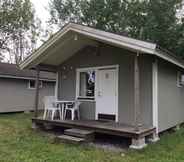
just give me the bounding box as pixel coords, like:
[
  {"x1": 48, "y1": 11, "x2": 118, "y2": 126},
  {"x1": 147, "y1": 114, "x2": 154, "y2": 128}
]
[
  {"x1": 77, "y1": 70, "x2": 95, "y2": 100},
  {"x1": 177, "y1": 71, "x2": 184, "y2": 87},
  {"x1": 28, "y1": 80, "x2": 43, "y2": 89}
]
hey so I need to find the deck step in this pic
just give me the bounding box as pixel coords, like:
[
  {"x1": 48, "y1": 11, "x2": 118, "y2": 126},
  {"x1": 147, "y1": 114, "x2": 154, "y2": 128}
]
[
  {"x1": 64, "y1": 128, "x2": 94, "y2": 141},
  {"x1": 56, "y1": 135, "x2": 85, "y2": 144}
]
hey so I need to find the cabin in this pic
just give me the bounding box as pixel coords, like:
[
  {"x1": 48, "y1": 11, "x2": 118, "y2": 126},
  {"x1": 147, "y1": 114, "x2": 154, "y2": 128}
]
[
  {"x1": 0, "y1": 62, "x2": 55, "y2": 112},
  {"x1": 20, "y1": 23, "x2": 184, "y2": 149}
]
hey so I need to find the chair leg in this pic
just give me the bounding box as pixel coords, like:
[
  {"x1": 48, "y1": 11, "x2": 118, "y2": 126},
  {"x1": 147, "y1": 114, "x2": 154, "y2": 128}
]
[
  {"x1": 64, "y1": 109, "x2": 67, "y2": 120},
  {"x1": 49, "y1": 110, "x2": 52, "y2": 120},
  {"x1": 59, "y1": 109, "x2": 62, "y2": 120},
  {"x1": 77, "y1": 109, "x2": 80, "y2": 120},
  {"x1": 51, "y1": 110, "x2": 55, "y2": 120},
  {"x1": 43, "y1": 109, "x2": 47, "y2": 119},
  {"x1": 71, "y1": 109, "x2": 75, "y2": 120},
  {"x1": 61, "y1": 105, "x2": 64, "y2": 120}
]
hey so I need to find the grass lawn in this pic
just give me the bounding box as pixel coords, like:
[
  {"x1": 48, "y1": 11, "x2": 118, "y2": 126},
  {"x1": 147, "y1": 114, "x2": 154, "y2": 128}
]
[{"x1": 0, "y1": 113, "x2": 184, "y2": 162}]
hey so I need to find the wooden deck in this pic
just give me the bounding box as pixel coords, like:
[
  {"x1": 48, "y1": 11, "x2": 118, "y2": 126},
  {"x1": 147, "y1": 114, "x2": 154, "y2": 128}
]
[{"x1": 32, "y1": 118, "x2": 156, "y2": 139}]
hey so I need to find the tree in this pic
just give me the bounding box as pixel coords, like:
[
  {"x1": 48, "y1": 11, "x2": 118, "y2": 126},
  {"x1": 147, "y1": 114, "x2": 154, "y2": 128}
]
[
  {"x1": 0, "y1": 0, "x2": 41, "y2": 64},
  {"x1": 49, "y1": 0, "x2": 184, "y2": 57},
  {"x1": 49, "y1": 0, "x2": 130, "y2": 33},
  {"x1": 143, "y1": 0, "x2": 183, "y2": 56}
]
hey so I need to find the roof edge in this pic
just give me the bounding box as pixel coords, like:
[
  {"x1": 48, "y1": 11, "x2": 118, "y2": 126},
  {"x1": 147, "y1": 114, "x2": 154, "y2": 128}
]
[
  {"x1": 20, "y1": 22, "x2": 157, "y2": 69},
  {"x1": 19, "y1": 23, "x2": 74, "y2": 69},
  {"x1": 154, "y1": 48, "x2": 184, "y2": 69},
  {"x1": 19, "y1": 22, "x2": 184, "y2": 70},
  {"x1": 0, "y1": 74, "x2": 56, "y2": 82}
]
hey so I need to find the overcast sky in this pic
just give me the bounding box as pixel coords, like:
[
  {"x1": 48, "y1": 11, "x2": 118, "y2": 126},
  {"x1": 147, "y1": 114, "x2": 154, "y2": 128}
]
[{"x1": 31, "y1": 0, "x2": 50, "y2": 27}]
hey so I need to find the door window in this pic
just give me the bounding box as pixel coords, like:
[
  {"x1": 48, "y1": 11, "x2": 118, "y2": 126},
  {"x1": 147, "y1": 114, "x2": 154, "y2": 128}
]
[{"x1": 77, "y1": 70, "x2": 95, "y2": 100}]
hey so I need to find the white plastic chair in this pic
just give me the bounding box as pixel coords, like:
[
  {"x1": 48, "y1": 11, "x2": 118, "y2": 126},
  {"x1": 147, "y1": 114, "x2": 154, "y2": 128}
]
[
  {"x1": 43, "y1": 96, "x2": 62, "y2": 120},
  {"x1": 64, "y1": 100, "x2": 81, "y2": 120}
]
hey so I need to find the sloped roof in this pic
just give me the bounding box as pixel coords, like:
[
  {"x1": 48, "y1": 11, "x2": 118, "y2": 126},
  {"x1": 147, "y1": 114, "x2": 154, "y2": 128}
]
[
  {"x1": 0, "y1": 62, "x2": 55, "y2": 81},
  {"x1": 20, "y1": 23, "x2": 184, "y2": 69}
]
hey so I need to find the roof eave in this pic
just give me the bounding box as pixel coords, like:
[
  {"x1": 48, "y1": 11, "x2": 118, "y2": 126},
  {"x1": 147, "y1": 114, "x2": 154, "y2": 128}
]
[
  {"x1": 0, "y1": 74, "x2": 56, "y2": 82},
  {"x1": 19, "y1": 23, "x2": 75, "y2": 70},
  {"x1": 19, "y1": 22, "x2": 184, "y2": 70},
  {"x1": 154, "y1": 48, "x2": 184, "y2": 69},
  {"x1": 19, "y1": 23, "x2": 157, "y2": 69}
]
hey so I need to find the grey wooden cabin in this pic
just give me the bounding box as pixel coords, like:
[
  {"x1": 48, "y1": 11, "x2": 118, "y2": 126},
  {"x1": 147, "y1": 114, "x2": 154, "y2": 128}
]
[
  {"x1": 20, "y1": 23, "x2": 184, "y2": 148},
  {"x1": 0, "y1": 62, "x2": 55, "y2": 112}
]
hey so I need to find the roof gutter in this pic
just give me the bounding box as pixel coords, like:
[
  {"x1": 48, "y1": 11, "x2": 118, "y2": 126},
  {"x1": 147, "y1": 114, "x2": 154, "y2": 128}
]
[
  {"x1": 0, "y1": 74, "x2": 56, "y2": 82},
  {"x1": 154, "y1": 47, "x2": 184, "y2": 69}
]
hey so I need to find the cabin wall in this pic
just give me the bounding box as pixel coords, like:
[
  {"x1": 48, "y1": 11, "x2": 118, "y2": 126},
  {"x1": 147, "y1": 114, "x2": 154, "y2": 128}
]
[
  {"x1": 158, "y1": 59, "x2": 184, "y2": 132},
  {"x1": 0, "y1": 78, "x2": 55, "y2": 112},
  {"x1": 139, "y1": 55, "x2": 153, "y2": 126},
  {"x1": 58, "y1": 45, "x2": 153, "y2": 126}
]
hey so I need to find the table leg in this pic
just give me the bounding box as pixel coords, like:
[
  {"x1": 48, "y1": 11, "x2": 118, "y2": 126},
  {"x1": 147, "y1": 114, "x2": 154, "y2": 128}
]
[{"x1": 61, "y1": 103, "x2": 64, "y2": 120}]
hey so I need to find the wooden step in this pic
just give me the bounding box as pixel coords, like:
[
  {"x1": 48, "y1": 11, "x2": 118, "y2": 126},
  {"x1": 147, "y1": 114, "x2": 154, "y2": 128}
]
[
  {"x1": 64, "y1": 128, "x2": 94, "y2": 141},
  {"x1": 56, "y1": 135, "x2": 85, "y2": 144}
]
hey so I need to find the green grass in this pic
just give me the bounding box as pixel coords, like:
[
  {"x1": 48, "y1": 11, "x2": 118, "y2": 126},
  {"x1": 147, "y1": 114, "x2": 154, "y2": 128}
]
[{"x1": 0, "y1": 113, "x2": 184, "y2": 162}]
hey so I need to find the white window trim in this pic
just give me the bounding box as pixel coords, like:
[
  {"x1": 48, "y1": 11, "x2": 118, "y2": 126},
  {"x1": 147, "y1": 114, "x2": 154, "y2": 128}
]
[
  {"x1": 76, "y1": 65, "x2": 119, "y2": 101},
  {"x1": 177, "y1": 71, "x2": 183, "y2": 88},
  {"x1": 76, "y1": 68, "x2": 97, "y2": 100},
  {"x1": 28, "y1": 80, "x2": 43, "y2": 89}
]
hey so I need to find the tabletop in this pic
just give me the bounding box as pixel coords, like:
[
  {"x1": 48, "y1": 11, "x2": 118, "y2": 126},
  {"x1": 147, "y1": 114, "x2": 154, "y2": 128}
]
[{"x1": 55, "y1": 100, "x2": 75, "y2": 103}]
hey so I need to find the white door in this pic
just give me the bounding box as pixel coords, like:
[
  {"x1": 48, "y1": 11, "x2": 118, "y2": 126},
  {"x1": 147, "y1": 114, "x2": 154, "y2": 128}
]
[{"x1": 96, "y1": 68, "x2": 118, "y2": 121}]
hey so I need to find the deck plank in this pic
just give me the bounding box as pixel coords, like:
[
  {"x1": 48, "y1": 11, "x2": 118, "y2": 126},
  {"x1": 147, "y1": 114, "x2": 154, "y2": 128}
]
[{"x1": 33, "y1": 117, "x2": 155, "y2": 138}]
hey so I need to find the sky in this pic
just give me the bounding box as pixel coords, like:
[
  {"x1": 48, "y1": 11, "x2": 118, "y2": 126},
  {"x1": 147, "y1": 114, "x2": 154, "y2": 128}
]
[
  {"x1": 31, "y1": 0, "x2": 58, "y2": 47},
  {"x1": 4, "y1": 0, "x2": 51, "y2": 62},
  {"x1": 31, "y1": 0, "x2": 50, "y2": 28}
]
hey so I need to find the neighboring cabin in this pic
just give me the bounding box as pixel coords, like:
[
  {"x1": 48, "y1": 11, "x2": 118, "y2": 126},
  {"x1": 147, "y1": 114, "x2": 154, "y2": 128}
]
[{"x1": 0, "y1": 62, "x2": 55, "y2": 113}]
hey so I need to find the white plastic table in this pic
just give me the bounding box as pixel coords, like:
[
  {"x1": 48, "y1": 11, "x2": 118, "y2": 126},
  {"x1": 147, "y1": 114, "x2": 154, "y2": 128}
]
[{"x1": 55, "y1": 100, "x2": 75, "y2": 120}]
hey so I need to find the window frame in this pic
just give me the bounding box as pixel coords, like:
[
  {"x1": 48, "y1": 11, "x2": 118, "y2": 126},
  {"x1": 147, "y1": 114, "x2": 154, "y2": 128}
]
[
  {"x1": 177, "y1": 71, "x2": 184, "y2": 88},
  {"x1": 28, "y1": 80, "x2": 43, "y2": 89},
  {"x1": 76, "y1": 68, "x2": 97, "y2": 101}
]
